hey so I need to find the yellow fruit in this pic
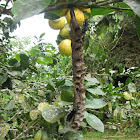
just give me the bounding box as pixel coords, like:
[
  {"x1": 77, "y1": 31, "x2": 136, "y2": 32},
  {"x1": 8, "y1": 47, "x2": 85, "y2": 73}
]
[
  {"x1": 48, "y1": 17, "x2": 65, "y2": 30},
  {"x1": 38, "y1": 102, "x2": 49, "y2": 111},
  {"x1": 58, "y1": 39, "x2": 72, "y2": 56},
  {"x1": 59, "y1": 23, "x2": 70, "y2": 37},
  {"x1": 82, "y1": 8, "x2": 91, "y2": 19},
  {"x1": 66, "y1": 8, "x2": 85, "y2": 26}
]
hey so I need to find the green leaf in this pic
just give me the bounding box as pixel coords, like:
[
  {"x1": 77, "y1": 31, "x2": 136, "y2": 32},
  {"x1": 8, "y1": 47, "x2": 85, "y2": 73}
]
[
  {"x1": 42, "y1": 105, "x2": 64, "y2": 123},
  {"x1": 8, "y1": 58, "x2": 18, "y2": 66},
  {"x1": 37, "y1": 56, "x2": 53, "y2": 65},
  {"x1": 29, "y1": 48, "x2": 41, "y2": 57},
  {"x1": 85, "y1": 112, "x2": 104, "y2": 132},
  {"x1": 64, "y1": 79, "x2": 73, "y2": 86},
  {"x1": 86, "y1": 87, "x2": 106, "y2": 95},
  {"x1": 44, "y1": 12, "x2": 60, "y2": 20},
  {"x1": 48, "y1": 78, "x2": 55, "y2": 89},
  {"x1": 119, "y1": 2, "x2": 133, "y2": 15},
  {"x1": 12, "y1": 0, "x2": 51, "y2": 22},
  {"x1": 39, "y1": 32, "x2": 45, "y2": 39},
  {"x1": 91, "y1": 8, "x2": 115, "y2": 16},
  {"x1": 61, "y1": 90, "x2": 74, "y2": 102},
  {"x1": 125, "y1": 77, "x2": 132, "y2": 85},
  {"x1": 56, "y1": 79, "x2": 65, "y2": 87},
  {"x1": 58, "y1": 100, "x2": 73, "y2": 106},
  {"x1": 85, "y1": 99, "x2": 107, "y2": 109},
  {"x1": 7, "y1": 71, "x2": 22, "y2": 77},
  {"x1": 136, "y1": 16, "x2": 140, "y2": 40},
  {"x1": 20, "y1": 54, "x2": 29, "y2": 68},
  {"x1": 15, "y1": 54, "x2": 21, "y2": 61},
  {"x1": 0, "y1": 75, "x2": 8, "y2": 86},
  {"x1": 124, "y1": 0, "x2": 140, "y2": 17},
  {"x1": 85, "y1": 77, "x2": 99, "y2": 86}
]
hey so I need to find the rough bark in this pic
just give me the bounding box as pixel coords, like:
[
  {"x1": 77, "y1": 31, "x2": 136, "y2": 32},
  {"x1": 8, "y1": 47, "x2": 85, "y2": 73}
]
[{"x1": 70, "y1": 8, "x2": 86, "y2": 130}]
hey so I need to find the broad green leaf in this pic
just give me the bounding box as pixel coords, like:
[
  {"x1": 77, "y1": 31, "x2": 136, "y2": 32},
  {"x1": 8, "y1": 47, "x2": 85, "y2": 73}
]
[
  {"x1": 15, "y1": 53, "x2": 21, "y2": 61},
  {"x1": 91, "y1": 8, "x2": 115, "y2": 16},
  {"x1": 0, "y1": 75, "x2": 8, "y2": 86},
  {"x1": 7, "y1": 70, "x2": 22, "y2": 77},
  {"x1": 20, "y1": 54, "x2": 29, "y2": 68},
  {"x1": 124, "y1": 0, "x2": 140, "y2": 17},
  {"x1": 128, "y1": 82, "x2": 136, "y2": 93},
  {"x1": 85, "y1": 77, "x2": 99, "y2": 86},
  {"x1": 56, "y1": 79, "x2": 65, "y2": 87},
  {"x1": 119, "y1": 2, "x2": 133, "y2": 15},
  {"x1": 125, "y1": 77, "x2": 132, "y2": 85},
  {"x1": 61, "y1": 90, "x2": 74, "y2": 102},
  {"x1": 8, "y1": 58, "x2": 18, "y2": 66},
  {"x1": 44, "y1": 11, "x2": 60, "y2": 20},
  {"x1": 86, "y1": 87, "x2": 106, "y2": 95},
  {"x1": 58, "y1": 100, "x2": 73, "y2": 106},
  {"x1": 20, "y1": 53, "x2": 29, "y2": 61},
  {"x1": 37, "y1": 56, "x2": 53, "y2": 65},
  {"x1": 12, "y1": 0, "x2": 51, "y2": 22},
  {"x1": 42, "y1": 105, "x2": 64, "y2": 123},
  {"x1": 29, "y1": 48, "x2": 41, "y2": 57},
  {"x1": 64, "y1": 79, "x2": 73, "y2": 86},
  {"x1": 85, "y1": 99, "x2": 107, "y2": 109},
  {"x1": 85, "y1": 112, "x2": 104, "y2": 132},
  {"x1": 136, "y1": 16, "x2": 140, "y2": 40}
]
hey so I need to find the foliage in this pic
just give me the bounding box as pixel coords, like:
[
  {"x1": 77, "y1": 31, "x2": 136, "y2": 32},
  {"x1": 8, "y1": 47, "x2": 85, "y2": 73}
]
[{"x1": 0, "y1": 0, "x2": 140, "y2": 139}]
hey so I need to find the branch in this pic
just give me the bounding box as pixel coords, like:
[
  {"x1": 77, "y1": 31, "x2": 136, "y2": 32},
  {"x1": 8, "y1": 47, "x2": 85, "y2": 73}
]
[
  {"x1": 0, "y1": 7, "x2": 12, "y2": 15},
  {"x1": 41, "y1": 0, "x2": 123, "y2": 13},
  {"x1": 4, "y1": 0, "x2": 11, "y2": 10},
  {"x1": 95, "y1": 6, "x2": 132, "y2": 11}
]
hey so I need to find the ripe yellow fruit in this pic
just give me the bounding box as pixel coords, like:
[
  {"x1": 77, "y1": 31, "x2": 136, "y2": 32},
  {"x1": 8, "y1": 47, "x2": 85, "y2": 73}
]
[
  {"x1": 58, "y1": 39, "x2": 72, "y2": 56},
  {"x1": 82, "y1": 8, "x2": 91, "y2": 19},
  {"x1": 48, "y1": 17, "x2": 65, "y2": 30},
  {"x1": 38, "y1": 102, "x2": 49, "y2": 111},
  {"x1": 59, "y1": 23, "x2": 70, "y2": 37},
  {"x1": 66, "y1": 8, "x2": 85, "y2": 26}
]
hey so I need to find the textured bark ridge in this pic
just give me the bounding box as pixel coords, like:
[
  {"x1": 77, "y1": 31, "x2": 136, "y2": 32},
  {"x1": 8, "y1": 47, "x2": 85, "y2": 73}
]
[{"x1": 70, "y1": 8, "x2": 86, "y2": 130}]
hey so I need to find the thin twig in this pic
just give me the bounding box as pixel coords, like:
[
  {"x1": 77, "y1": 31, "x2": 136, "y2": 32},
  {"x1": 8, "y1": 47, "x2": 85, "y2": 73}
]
[
  {"x1": 110, "y1": 28, "x2": 125, "y2": 51},
  {"x1": 4, "y1": 0, "x2": 10, "y2": 10},
  {"x1": 13, "y1": 126, "x2": 34, "y2": 140}
]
